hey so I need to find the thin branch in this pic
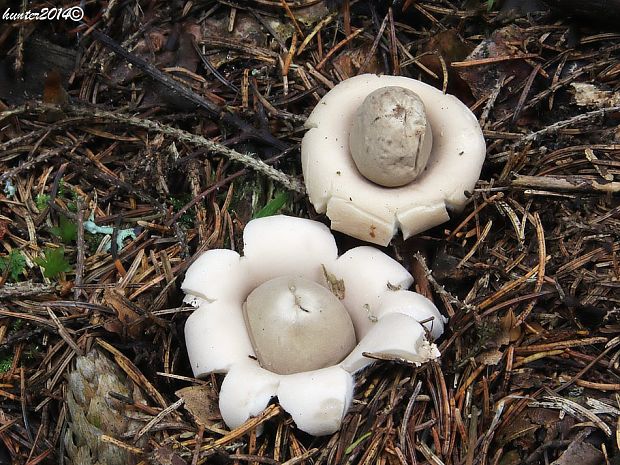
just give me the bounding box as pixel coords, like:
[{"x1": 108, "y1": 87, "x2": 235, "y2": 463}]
[
  {"x1": 89, "y1": 28, "x2": 286, "y2": 150},
  {"x1": 1, "y1": 105, "x2": 305, "y2": 194}
]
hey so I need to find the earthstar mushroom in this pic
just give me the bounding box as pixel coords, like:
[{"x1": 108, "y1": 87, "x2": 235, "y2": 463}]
[
  {"x1": 183, "y1": 215, "x2": 444, "y2": 436},
  {"x1": 302, "y1": 73, "x2": 486, "y2": 246}
]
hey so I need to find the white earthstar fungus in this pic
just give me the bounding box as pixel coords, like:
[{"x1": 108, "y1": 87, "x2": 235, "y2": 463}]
[
  {"x1": 301, "y1": 74, "x2": 486, "y2": 246},
  {"x1": 183, "y1": 215, "x2": 445, "y2": 436}
]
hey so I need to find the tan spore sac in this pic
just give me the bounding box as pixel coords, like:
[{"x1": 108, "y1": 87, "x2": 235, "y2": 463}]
[
  {"x1": 243, "y1": 276, "x2": 356, "y2": 375},
  {"x1": 349, "y1": 86, "x2": 433, "y2": 187}
]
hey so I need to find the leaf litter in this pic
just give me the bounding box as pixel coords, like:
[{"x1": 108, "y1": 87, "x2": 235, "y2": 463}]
[{"x1": 0, "y1": 1, "x2": 619, "y2": 464}]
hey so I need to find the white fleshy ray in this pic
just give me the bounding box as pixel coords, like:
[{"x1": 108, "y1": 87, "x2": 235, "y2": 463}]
[
  {"x1": 219, "y1": 362, "x2": 280, "y2": 430},
  {"x1": 185, "y1": 300, "x2": 255, "y2": 377},
  {"x1": 322, "y1": 246, "x2": 413, "y2": 338},
  {"x1": 376, "y1": 290, "x2": 446, "y2": 339},
  {"x1": 242, "y1": 216, "x2": 338, "y2": 287},
  {"x1": 277, "y1": 365, "x2": 354, "y2": 436},
  {"x1": 182, "y1": 249, "x2": 251, "y2": 304},
  {"x1": 340, "y1": 313, "x2": 440, "y2": 373}
]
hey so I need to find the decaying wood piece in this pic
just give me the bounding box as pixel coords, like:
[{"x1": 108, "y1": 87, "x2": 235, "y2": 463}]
[
  {"x1": 511, "y1": 175, "x2": 620, "y2": 193},
  {"x1": 571, "y1": 83, "x2": 620, "y2": 108}
]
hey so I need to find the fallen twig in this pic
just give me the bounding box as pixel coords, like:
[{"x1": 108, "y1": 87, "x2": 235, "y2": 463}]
[
  {"x1": 0, "y1": 104, "x2": 305, "y2": 193},
  {"x1": 511, "y1": 174, "x2": 620, "y2": 193},
  {"x1": 0, "y1": 282, "x2": 55, "y2": 299},
  {"x1": 89, "y1": 28, "x2": 287, "y2": 150}
]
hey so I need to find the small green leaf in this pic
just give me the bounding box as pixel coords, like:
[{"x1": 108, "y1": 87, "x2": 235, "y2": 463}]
[
  {"x1": 254, "y1": 192, "x2": 289, "y2": 218},
  {"x1": 50, "y1": 215, "x2": 77, "y2": 243},
  {"x1": 35, "y1": 247, "x2": 71, "y2": 278},
  {"x1": 345, "y1": 432, "x2": 372, "y2": 454},
  {"x1": 0, "y1": 249, "x2": 26, "y2": 281}
]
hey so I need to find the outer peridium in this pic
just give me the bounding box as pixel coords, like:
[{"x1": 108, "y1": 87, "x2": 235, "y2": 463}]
[{"x1": 301, "y1": 74, "x2": 486, "y2": 246}]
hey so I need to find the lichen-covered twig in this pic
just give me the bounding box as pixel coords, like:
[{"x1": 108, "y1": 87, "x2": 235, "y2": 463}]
[
  {"x1": 519, "y1": 105, "x2": 620, "y2": 146},
  {"x1": 511, "y1": 174, "x2": 620, "y2": 193},
  {"x1": 0, "y1": 282, "x2": 55, "y2": 299},
  {"x1": 0, "y1": 105, "x2": 306, "y2": 194}
]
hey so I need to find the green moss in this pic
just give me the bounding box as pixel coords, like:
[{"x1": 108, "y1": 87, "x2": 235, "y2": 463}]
[
  {"x1": 0, "y1": 355, "x2": 12, "y2": 373},
  {"x1": 35, "y1": 193, "x2": 51, "y2": 211},
  {"x1": 168, "y1": 195, "x2": 195, "y2": 229},
  {"x1": 0, "y1": 249, "x2": 26, "y2": 282}
]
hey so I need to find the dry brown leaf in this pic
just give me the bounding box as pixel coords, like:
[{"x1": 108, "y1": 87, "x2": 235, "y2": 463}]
[
  {"x1": 501, "y1": 309, "x2": 523, "y2": 343},
  {"x1": 42, "y1": 69, "x2": 69, "y2": 106},
  {"x1": 477, "y1": 311, "x2": 522, "y2": 365},
  {"x1": 151, "y1": 445, "x2": 188, "y2": 465},
  {"x1": 457, "y1": 25, "x2": 538, "y2": 119},
  {"x1": 423, "y1": 29, "x2": 473, "y2": 64},
  {"x1": 418, "y1": 30, "x2": 475, "y2": 103},
  {"x1": 0, "y1": 218, "x2": 8, "y2": 241},
  {"x1": 497, "y1": 407, "x2": 574, "y2": 450},
  {"x1": 176, "y1": 385, "x2": 221, "y2": 427},
  {"x1": 550, "y1": 439, "x2": 603, "y2": 465},
  {"x1": 103, "y1": 288, "x2": 144, "y2": 339},
  {"x1": 333, "y1": 43, "x2": 382, "y2": 78},
  {"x1": 477, "y1": 348, "x2": 504, "y2": 366}
]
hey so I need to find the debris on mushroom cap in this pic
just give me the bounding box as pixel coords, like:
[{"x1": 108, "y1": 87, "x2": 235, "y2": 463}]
[
  {"x1": 301, "y1": 74, "x2": 486, "y2": 246},
  {"x1": 349, "y1": 86, "x2": 433, "y2": 187},
  {"x1": 182, "y1": 215, "x2": 445, "y2": 436},
  {"x1": 243, "y1": 275, "x2": 356, "y2": 375}
]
